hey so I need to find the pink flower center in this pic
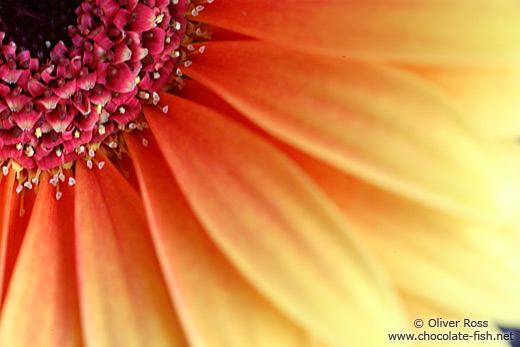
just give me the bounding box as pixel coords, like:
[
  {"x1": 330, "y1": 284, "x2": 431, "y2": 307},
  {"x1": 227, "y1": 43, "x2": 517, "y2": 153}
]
[{"x1": 0, "y1": 0, "x2": 187, "y2": 171}]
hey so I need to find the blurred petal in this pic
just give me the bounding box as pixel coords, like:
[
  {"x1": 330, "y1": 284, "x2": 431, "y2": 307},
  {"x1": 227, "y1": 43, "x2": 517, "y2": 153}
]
[
  {"x1": 74, "y1": 158, "x2": 187, "y2": 347},
  {"x1": 404, "y1": 65, "x2": 520, "y2": 137},
  {"x1": 0, "y1": 173, "x2": 83, "y2": 347},
  {"x1": 126, "y1": 131, "x2": 313, "y2": 347},
  {"x1": 143, "y1": 93, "x2": 409, "y2": 346},
  {"x1": 194, "y1": 0, "x2": 520, "y2": 62},
  {"x1": 287, "y1": 149, "x2": 520, "y2": 325},
  {"x1": 186, "y1": 41, "x2": 520, "y2": 220}
]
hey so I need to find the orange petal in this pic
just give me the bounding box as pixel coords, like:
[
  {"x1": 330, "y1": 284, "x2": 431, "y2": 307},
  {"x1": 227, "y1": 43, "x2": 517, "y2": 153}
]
[
  {"x1": 288, "y1": 149, "x2": 520, "y2": 325},
  {"x1": 0, "y1": 173, "x2": 83, "y2": 347},
  {"x1": 109, "y1": 152, "x2": 142, "y2": 193},
  {"x1": 194, "y1": 0, "x2": 520, "y2": 62},
  {"x1": 0, "y1": 172, "x2": 14, "y2": 235},
  {"x1": 185, "y1": 41, "x2": 520, "y2": 220},
  {"x1": 200, "y1": 25, "x2": 252, "y2": 41},
  {"x1": 126, "y1": 131, "x2": 313, "y2": 347},
  {"x1": 175, "y1": 79, "x2": 249, "y2": 126},
  {"x1": 0, "y1": 173, "x2": 35, "y2": 306},
  {"x1": 74, "y1": 157, "x2": 187, "y2": 347},
  {"x1": 143, "y1": 93, "x2": 409, "y2": 346},
  {"x1": 0, "y1": 171, "x2": 15, "y2": 307}
]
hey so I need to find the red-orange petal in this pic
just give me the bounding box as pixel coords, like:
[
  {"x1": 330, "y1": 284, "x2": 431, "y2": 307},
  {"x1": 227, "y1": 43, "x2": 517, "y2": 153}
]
[
  {"x1": 0, "y1": 171, "x2": 15, "y2": 307},
  {"x1": 185, "y1": 41, "x2": 520, "y2": 220},
  {"x1": 143, "y1": 93, "x2": 408, "y2": 346},
  {"x1": 74, "y1": 157, "x2": 187, "y2": 347},
  {"x1": 126, "y1": 131, "x2": 311, "y2": 347},
  {"x1": 0, "y1": 173, "x2": 83, "y2": 347},
  {"x1": 0, "y1": 172, "x2": 35, "y2": 307},
  {"x1": 193, "y1": 0, "x2": 520, "y2": 62},
  {"x1": 199, "y1": 25, "x2": 252, "y2": 42}
]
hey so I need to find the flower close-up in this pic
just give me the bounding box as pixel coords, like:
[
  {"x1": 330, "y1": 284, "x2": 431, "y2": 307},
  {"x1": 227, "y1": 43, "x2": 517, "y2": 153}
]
[{"x1": 0, "y1": 0, "x2": 519, "y2": 346}]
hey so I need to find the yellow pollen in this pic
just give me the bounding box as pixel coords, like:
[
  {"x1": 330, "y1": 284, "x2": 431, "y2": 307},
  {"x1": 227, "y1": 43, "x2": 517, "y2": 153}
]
[
  {"x1": 15, "y1": 143, "x2": 22, "y2": 150},
  {"x1": 74, "y1": 130, "x2": 81, "y2": 138},
  {"x1": 156, "y1": 13, "x2": 164, "y2": 24},
  {"x1": 11, "y1": 161, "x2": 23, "y2": 173},
  {"x1": 138, "y1": 91, "x2": 150, "y2": 99},
  {"x1": 95, "y1": 104, "x2": 102, "y2": 114},
  {"x1": 24, "y1": 146, "x2": 34, "y2": 157},
  {"x1": 35, "y1": 128, "x2": 42, "y2": 138},
  {"x1": 98, "y1": 125, "x2": 106, "y2": 135}
]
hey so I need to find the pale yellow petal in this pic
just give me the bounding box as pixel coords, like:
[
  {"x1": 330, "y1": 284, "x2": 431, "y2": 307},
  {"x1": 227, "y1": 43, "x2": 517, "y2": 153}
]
[{"x1": 288, "y1": 149, "x2": 520, "y2": 325}]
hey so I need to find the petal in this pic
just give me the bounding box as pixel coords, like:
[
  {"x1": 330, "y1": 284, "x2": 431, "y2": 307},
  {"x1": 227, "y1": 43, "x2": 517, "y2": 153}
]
[
  {"x1": 0, "y1": 172, "x2": 14, "y2": 232},
  {"x1": 0, "y1": 171, "x2": 15, "y2": 305},
  {"x1": 200, "y1": 25, "x2": 252, "y2": 42},
  {"x1": 287, "y1": 149, "x2": 520, "y2": 325},
  {"x1": 0, "y1": 173, "x2": 35, "y2": 306},
  {"x1": 74, "y1": 158, "x2": 187, "y2": 347},
  {"x1": 0, "y1": 173, "x2": 83, "y2": 347},
  {"x1": 194, "y1": 0, "x2": 520, "y2": 62},
  {"x1": 185, "y1": 41, "x2": 520, "y2": 220},
  {"x1": 110, "y1": 152, "x2": 142, "y2": 193},
  {"x1": 143, "y1": 93, "x2": 409, "y2": 346},
  {"x1": 404, "y1": 65, "x2": 520, "y2": 138},
  {"x1": 126, "y1": 131, "x2": 313, "y2": 347}
]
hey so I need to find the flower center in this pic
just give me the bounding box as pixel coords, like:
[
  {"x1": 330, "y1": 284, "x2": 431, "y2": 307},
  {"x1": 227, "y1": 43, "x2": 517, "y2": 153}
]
[
  {"x1": 0, "y1": 0, "x2": 82, "y2": 60},
  {"x1": 0, "y1": 0, "x2": 188, "y2": 177}
]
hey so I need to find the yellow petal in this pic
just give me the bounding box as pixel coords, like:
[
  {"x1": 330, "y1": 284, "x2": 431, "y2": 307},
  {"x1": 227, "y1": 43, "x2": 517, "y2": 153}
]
[
  {"x1": 143, "y1": 93, "x2": 409, "y2": 346},
  {"x1": 404, "y1": 64, "x2": 520, "y2": 138},
  {"x1": 288, "y1": 149, "x2": 520, "y2": 325}
]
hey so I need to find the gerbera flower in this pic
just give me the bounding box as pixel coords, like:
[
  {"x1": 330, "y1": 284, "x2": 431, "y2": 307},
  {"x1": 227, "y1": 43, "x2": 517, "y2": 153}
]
[{"x1": 0, "y1": 0, "x2": 519, "y2": 346}]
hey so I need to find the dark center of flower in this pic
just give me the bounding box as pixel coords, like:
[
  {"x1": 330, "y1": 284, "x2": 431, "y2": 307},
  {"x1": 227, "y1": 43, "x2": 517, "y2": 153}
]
[{"x1": 0, "y1": 0, "x2": 82, "y2": 59}]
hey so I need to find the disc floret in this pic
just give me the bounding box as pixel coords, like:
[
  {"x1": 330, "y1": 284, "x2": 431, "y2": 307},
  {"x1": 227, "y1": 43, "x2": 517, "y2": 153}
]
[{"x1": 0, "y1": 0, "x2": 188, "y2": 173}]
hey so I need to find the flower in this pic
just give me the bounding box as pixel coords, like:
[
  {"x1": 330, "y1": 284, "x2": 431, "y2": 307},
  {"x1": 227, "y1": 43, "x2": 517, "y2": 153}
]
[{"x1": 0, "y1": 1, "x2": 519, "y2": 346}]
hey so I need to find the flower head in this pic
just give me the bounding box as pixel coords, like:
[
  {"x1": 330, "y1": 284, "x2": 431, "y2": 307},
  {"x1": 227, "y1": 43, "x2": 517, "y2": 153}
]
[{"x1": 0, "y1": 1, "x2": 519, "y2": 347}]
